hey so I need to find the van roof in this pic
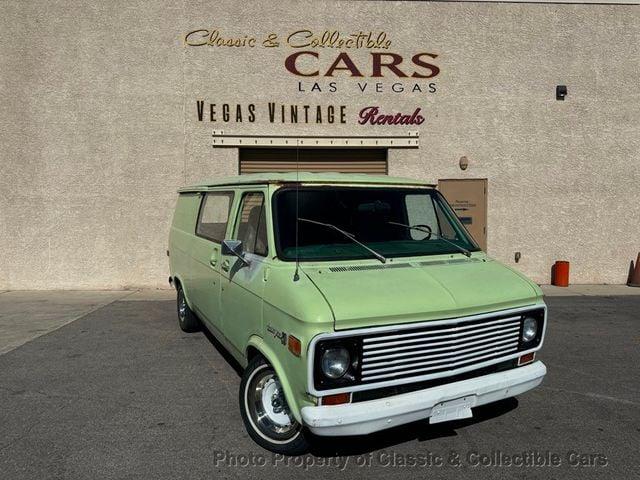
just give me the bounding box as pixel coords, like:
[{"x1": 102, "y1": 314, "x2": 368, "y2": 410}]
[{"x1": 178, "y1": 172, "x2": 435, "y2": 192}]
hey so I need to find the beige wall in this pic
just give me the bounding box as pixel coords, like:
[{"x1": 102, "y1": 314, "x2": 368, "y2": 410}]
[{"x1": 0, "y1": 0, "x2": 638, "y2": 289}]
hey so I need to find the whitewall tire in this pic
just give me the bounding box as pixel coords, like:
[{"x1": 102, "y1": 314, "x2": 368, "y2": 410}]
[{"x1": 239, "y1": 356, "x2": 309, "y2": 455}]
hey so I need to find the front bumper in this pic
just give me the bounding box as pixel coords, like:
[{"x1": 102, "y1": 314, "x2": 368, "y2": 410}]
[{"x1": 301, "y1": 361, "x2": 546, "y2": 436}]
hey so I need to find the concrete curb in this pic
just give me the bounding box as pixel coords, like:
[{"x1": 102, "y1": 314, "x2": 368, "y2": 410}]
[{"x1": 541, "y1": 284, "x2": 640, "y2": 296}]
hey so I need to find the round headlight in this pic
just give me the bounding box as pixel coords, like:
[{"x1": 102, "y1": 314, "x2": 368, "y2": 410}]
[
  {"x1": 522, "y1": 317, "x2": 538, "y2": 343},
  {"x1": 321, "y1": 347, "x2": 351, "y2": 379}
]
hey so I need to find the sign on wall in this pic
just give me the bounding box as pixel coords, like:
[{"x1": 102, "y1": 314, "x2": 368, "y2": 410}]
[{"x1": 184, "y1": 29, "x2": 440, "y2": 127}]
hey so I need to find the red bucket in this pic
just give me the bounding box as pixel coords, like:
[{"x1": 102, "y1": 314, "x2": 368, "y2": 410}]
[{"x1": 552, "y1": 261, "x2": 570, "y2": 287}]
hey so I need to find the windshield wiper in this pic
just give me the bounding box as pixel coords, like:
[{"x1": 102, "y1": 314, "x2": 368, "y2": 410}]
[
  {"x1": 298, "y1": 218, "x2": 387, "y2": 264},
  {"x1": 388, "y1": 221, "x2": 472, "y2": 257}
]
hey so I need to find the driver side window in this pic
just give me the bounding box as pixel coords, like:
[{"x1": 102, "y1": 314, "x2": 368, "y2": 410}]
[{"x1": 235, "y1": 192, "x2": 268, "y2": 257}]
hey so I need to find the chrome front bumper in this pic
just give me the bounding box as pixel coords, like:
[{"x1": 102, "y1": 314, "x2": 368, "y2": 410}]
[{"x1": 301, "y1": 361, "x2": 546, "y2": 436}]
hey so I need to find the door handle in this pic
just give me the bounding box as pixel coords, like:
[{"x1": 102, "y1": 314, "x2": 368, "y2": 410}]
[
  {"x1": 210, "y1": 250, "x2": 218, "y2": 267},
  {"x1": 221, "y1": 259, "x2": 230, "y2": 272}
]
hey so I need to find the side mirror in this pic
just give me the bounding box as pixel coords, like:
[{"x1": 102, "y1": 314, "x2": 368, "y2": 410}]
[{"x1": 221, "y1": 239, "x2": 250, "y2": 266}]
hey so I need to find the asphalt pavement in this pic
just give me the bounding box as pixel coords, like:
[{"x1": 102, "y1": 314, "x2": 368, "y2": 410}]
[{"x1": 0, "y1": 293, "x2": 638, "y2": 479}]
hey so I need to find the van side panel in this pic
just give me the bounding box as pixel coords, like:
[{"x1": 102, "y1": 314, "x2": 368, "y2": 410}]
[{"x1": 169, "y1": 192, "x2": 201, "y2": 301}]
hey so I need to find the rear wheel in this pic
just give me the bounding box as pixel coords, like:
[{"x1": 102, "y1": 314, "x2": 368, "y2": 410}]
[
  {"x1": 176, "y1": 284, "x2": 199, "y2": 332},
  {"x1": 239, "y1": 356, "x2": 309, "y2": 455}
]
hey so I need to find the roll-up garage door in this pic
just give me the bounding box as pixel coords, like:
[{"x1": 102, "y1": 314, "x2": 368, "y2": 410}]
[{"x1": 239, "y1": 148, "x2": 387, "y2": 175}]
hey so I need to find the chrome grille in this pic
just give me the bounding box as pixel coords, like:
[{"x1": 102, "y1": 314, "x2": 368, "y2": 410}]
[{"x1": 360, "y1": 315, "x2": 522, "y2": 383}]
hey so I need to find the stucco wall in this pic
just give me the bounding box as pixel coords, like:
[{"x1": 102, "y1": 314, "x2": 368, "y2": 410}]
[{"x1": 0, "y1": 0, "x2": 638, "y2": 289}]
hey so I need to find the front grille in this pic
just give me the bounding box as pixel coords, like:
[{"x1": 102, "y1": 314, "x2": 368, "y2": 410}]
[
  {"x1": 359, "y1": 314, "x2": 523, "y2": 383},
  {"x1": 311, "y1": 306, "x2": 545, "y2": 394}
]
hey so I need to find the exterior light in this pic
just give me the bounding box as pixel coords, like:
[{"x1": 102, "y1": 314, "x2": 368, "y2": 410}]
[
  {"x1": 522, "y1": 317, "x2": 538, "y2": 343},
  {"x1": 321, "y1": 347, "x2": 351, "y2": 379},
  {"x1": 556, "y1": 85, "x2": 567, "y2": 100},
  {"x1": 321, "y1": 393, "x2": 351, "y2": 406},
  {"x1": 287, "y1": 335, "x2": 301, "y2": 357},
  {"x1": 518, "y1": 352, "x2": 536, "y2": 365}
]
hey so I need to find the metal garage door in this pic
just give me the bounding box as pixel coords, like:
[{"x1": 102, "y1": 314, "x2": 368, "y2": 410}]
[{"x1": 239, "y1": 148, "x2": 387, "y2": 174}]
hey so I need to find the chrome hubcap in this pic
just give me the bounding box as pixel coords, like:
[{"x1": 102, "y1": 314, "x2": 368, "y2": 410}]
[
  {"x1": 248, "y1": 368, "x2": 299, "y2": 439},
  {"x1": 260, "y1": 378, "x2": 290, "y2": 426}
]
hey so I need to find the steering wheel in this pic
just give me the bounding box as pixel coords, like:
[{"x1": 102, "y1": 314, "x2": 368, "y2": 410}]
[{"x1": 413, "y1": 224, "x2": 432, "y2": 240}]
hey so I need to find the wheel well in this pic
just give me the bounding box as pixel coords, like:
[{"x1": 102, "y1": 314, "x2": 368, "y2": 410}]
[
  {"x1": 172, "y1": 277, "x2": 181, "y2": 289},
  {"x1": 246, "y1": 346, "x2": 262, "y2": 363}
]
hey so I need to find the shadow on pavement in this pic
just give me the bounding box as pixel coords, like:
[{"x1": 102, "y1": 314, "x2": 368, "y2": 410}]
[
  {"x1": 200, "y1": 324, "x2": 244, "y2": 376},
  {"x1": 307, "y1": 397, "x2": 519, "y2": 456}
]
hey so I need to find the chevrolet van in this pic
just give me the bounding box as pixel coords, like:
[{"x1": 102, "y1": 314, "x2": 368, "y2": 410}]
[{"x1": 168, "y1": 172, "x2": 547, "y2": 454}]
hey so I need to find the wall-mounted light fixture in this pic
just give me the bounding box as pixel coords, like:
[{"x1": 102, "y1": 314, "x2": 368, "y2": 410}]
[
  {"x1": 556, "y1": 85, "x2": 568, "y2": 101},
  {"x1": 459, "y1": 156, "x2": 469, "y2": 171}
]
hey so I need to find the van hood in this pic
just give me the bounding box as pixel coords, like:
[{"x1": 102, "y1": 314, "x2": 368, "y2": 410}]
[{"x1": 303, "y1": 256, "x2": 541, "y2": 330}]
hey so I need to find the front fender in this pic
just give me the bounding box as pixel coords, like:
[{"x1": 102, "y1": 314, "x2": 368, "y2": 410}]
[{"x1": 247, "y1": 335, "x2": 305, "y2": 424}]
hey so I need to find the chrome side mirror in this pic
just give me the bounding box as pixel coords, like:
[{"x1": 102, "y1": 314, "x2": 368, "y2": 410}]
[{"x1": 221, "y1": 239, "x2": 250, "y2": 266}]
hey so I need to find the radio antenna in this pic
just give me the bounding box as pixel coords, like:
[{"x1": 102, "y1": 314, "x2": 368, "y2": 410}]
[{"x1": 293, "y1": 140, "x2": 301, "y2": 282}]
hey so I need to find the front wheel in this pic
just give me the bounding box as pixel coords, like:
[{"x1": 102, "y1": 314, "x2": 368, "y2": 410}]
[{"x1": 239, "y1": 356, "x2": 309, "y2": 455}]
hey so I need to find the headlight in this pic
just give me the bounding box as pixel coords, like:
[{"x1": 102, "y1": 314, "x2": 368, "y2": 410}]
[
  {"x1": 321, "y1": 347, "x2": 351, "y2": 379},
  {"x1": 522, "y1": 317, "x2": 538, "y2": 343}
]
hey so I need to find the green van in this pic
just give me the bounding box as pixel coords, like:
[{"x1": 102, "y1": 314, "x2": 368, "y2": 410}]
[{"x1": 168, "y1": 172, "x2": 547, "y2": 454}]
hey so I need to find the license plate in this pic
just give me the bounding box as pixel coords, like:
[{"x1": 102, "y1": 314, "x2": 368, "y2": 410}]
[{"x1": 429, "y1": 396, "x2": 476, "y2": 424}]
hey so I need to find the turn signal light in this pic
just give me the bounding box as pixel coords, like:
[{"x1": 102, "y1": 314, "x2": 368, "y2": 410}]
[
  {"x1": 287, "y1": 335, "x2": 301, "y2": 357},
  {"x1": 518, "y1": 352, "x2": 536, "y2": 365},
  {"x1": 321, "y1": 393, "x2": 351, "y2": 406}
]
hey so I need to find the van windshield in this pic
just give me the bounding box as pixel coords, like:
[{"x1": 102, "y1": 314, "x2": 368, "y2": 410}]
[{"x1": 274, "y1": 187, "x2": 480, "y2": 261}]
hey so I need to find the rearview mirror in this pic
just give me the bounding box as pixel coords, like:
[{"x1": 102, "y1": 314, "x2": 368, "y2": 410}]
[{"x1": 221, "y1": 239, "x2": 250, "y2": 266}]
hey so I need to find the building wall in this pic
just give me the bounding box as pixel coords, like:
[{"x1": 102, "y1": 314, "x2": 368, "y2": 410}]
[{"x1": 0, "y1": 0, "x2": 638, "y2": 289}]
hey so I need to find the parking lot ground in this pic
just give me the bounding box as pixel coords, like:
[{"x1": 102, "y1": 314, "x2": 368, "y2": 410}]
[
  {"x1": 0, "y1": 290, "x2": 133, "y2": 355},
  {"x1": 0, "y1": 291, "x2": 638, "y2": 479}
]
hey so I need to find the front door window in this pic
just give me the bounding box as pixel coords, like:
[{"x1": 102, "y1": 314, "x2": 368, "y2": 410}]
[{"x1": 235, "y1": 192, "x2": 268, "y2": 257}]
